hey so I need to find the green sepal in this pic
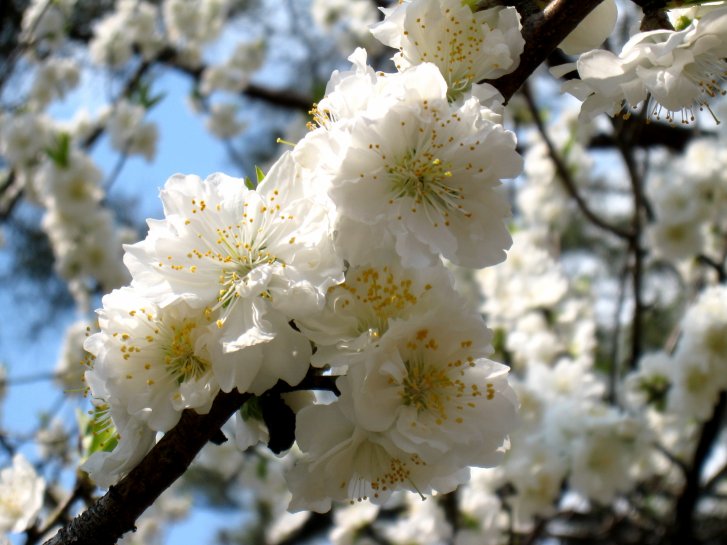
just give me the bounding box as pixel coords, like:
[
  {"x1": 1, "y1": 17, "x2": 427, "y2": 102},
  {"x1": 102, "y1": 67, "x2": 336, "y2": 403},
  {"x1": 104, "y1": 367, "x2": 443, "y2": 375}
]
[
  {"x1": 255, "y1": 166, "x2": 265, "y2": 184},
  {"x1": 45, "y1": 132, "x2": 71, "y2": 168},
  {"x1": 240, "y1": 395, "x2": 264, "y2": 422},
  {"x1": 78, "y1": 405, "x2": 118, "y2": 459}
]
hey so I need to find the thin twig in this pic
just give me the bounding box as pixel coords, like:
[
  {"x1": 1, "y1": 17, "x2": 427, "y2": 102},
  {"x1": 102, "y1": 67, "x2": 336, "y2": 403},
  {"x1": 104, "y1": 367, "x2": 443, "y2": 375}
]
[
  {"x1": 608, "y1": 262, "x2": 630, "y2": 405},
  {"x1": 521, "y1": 82, "x2": 632, "y2": 240},
  {"x1": 611, "y1": 116, "x2": 649, "y2": 369},
  {"x1": 696, "y1": 254, "x2": 727, "y2": 283}
]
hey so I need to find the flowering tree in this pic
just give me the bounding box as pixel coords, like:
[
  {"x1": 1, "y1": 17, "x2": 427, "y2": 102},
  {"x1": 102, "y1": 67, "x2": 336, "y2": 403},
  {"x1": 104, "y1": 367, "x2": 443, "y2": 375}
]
[{"x1": 1, "y1": 0, "x2": 727, "y2": 544}]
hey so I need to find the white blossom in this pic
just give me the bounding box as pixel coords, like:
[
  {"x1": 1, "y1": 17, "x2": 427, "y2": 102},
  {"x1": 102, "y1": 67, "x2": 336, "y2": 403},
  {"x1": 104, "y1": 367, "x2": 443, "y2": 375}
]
[
  {"x1": 124, "y1": 152, "x2": 343, "y2": 393},
  {"x1": 29, "y1": 58, "x2": 80, "y2": 108},
  {"x1": 81, "y1": 411, "x2": 156, "y2": 487},
  {"x1": 371, "y1": 0, "x2": 524, "y2": 99},
  {"x1": 301, "y1": 56, "x2": 520, "y2": 268},
  {"x1": 312, "y1": 0, "x2": 383, "y2": 56},
  {"x1": 287, "y1": 388, "x2": 467, "y2": 512},
  {"x1": 0, "y1": 454, "x2": 45, "y2": 533},
  {"x1": 559, "y1": 0, "x2": 618, "y2": 55},
  {"x1": 343, "y1": 313, "x2": 517, "y2": 469},
  {"x1": 296, "y1": 259, "x2": 459, "y2": 369},
  {"x1": 563, "y1": 7, "x2": 727, "y2": 124},
  {"x1": 55, "y1": 319, "x2": 93, "y2": 393},
  {"x1": 84, "y1": 287, "x2": 226, "y2": 432},
  {"x1": 205, "y1": 102, "x2": 246, "y2": 139}
]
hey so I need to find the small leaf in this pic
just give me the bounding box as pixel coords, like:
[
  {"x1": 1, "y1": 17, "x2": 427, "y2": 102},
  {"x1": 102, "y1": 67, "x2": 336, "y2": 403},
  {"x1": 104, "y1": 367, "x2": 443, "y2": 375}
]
[{"x1": 45, "y1": 132, "x2": 71, "y2": 168}]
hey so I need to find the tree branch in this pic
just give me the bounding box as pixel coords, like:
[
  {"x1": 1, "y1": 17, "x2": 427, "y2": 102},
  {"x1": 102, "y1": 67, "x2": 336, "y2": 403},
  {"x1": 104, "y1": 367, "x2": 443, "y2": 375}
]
[
  {"x1": 42, "y1": 389, "x2": 250, "y2": 545},
  {"x1": 610, "y1": 115, "x2": 650, "y2": 369},
  {"x1": 487, "y1": 0, "x2": 606, "y2": 102},
  {"x1": 521, "y1": 81, "x2": 632, "y2": 240},
  {"x1": 671, "y1": 392, "x2": 727, "y2": 545}
]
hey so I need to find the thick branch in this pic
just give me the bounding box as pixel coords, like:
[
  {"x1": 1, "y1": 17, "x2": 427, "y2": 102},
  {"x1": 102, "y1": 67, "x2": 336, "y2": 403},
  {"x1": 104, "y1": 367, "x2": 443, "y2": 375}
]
[
  {"x1": 43, "y1": 389, "x2": 250, "y2": 545},
  {"x1": 671, "y1": 393, "x2": 727, "y2": 545},
  {"x1": 588, "y1": 125, "x2": 709, "y2": 152},
  {"x1": 487, "y1": 0, "x2": 606, "y2": 102}
]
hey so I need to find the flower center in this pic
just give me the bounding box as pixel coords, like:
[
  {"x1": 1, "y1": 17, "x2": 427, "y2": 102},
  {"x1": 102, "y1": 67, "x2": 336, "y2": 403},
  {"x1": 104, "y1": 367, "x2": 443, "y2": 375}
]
[
  {"x1": 164, "y1": 321, "x2": 210, "y2": 383},
  {"x1": 387, "y1": 149, "x2": 466, "y2": 223},
  {"x1": 339, "y1": 266, "x2": 429, "y2": 334},
  {"x1": 212, "y1": 220, "x2": 283, "y2": 315},
  {"x1": 400, "y1": 356, "x2": 454, "y2": 420}
]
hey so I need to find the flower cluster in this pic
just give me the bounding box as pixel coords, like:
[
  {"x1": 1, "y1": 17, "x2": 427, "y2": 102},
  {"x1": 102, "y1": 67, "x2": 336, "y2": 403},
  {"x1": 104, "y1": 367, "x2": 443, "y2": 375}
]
[
  {"x1": 9, "y1": 0, "x2": 727, "y2": 542},
  {"x1": 562, "y1": 6, "x2": 727, "y2": 124},
  {"x1": 81, "y1": 0, "x2": 525, "y2": 510}
]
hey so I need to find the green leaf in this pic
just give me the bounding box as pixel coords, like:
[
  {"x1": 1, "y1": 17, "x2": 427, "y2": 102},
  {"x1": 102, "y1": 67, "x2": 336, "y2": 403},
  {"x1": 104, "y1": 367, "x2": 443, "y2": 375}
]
[
  {"x1": 45, "y1": 132, "x2": 71, "y2": 168},
  {"x1": 131, "y1": 79, "x2": 166, "y2": 110}
]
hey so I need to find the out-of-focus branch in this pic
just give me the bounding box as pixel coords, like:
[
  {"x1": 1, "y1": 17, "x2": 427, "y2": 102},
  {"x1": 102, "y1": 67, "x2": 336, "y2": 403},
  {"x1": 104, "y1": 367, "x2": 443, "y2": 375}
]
[
  {"x1": 521, "y1": 81, "x2": 632, "y2": 240},
  {"x1": 152, "y1": 46, "x2": 312, "y2": 110},
  {"x1": 42, "y1": 389, "x2": 250, "y2": 545},
  {"x1": 486, "y1": 0, "x2": 607, "y2": 102},
  {"x1": 630, "y1": 0, "x2": 674, "y2": 31},
  {"x1": 611, "y1": 115, "x2": 650, "y2": 370},
  {"x1": 608, "y1": 263, "x2": 630, "y2": 404},
  {"x1": 671, "y1": 392, "x2": 727, "y2": 545},
  {"x1": 697, "y1": 254, "x2": 727, "y2": 283},
  {"x1": 26, "y1": 474, "x2": 95, "y2": 545},
  {"x1": 588, "y1": 126, "x2": 710, "y2": 152},
  {"x1": 275, "y1": 512, "x2": 332, "y2": 545}
]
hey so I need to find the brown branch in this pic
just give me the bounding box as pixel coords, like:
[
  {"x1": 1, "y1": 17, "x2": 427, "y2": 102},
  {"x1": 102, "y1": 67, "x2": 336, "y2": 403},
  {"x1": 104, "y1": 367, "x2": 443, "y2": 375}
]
[
  {"x1": 610, "y1": 115, "x2": 650, "y2": 369},
  {"x1": 696, "y1": 254, "x2": 727, "y2": 283},
  {"x1": 521, "y1": 81, "x2": 632, "y2": 240},
  {"x1": 27, "y1": 474, "x2": 95, "y2": 545},
  {"x1": 153, "y1": 46, "x2": 312, "y2": 111},
  {"x1": 588, "y1": 125, "x2": 710, "y2": 152},
  {"x1": 671, "y1": 392, "x2": 727, "y2": 545},
  {"x1": 486, "y1": 0, "x2": 607, "y2": 102},
  {"x1": 42, "y1": 389, "x2": 250, "y2": 545}
]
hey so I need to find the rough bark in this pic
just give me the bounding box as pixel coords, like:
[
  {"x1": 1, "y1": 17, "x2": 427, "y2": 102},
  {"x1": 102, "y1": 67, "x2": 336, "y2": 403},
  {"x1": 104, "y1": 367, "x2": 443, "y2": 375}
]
[
  {"x1": 43, "y1": 390, "x2": 249, "y2": 545},
  {"x1": 488, "y1": 0, "x2": 606, "y2": 102}
]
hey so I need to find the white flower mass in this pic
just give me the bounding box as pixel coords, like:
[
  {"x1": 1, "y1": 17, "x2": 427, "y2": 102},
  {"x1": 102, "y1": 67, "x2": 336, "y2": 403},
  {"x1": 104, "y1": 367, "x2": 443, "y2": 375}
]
[
  {"x1": 16, "y1": 0, "x2": 727, "y2": 535},
  {"x1": 80, "y1": 1, "x2": 527, "y2": 509}
]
